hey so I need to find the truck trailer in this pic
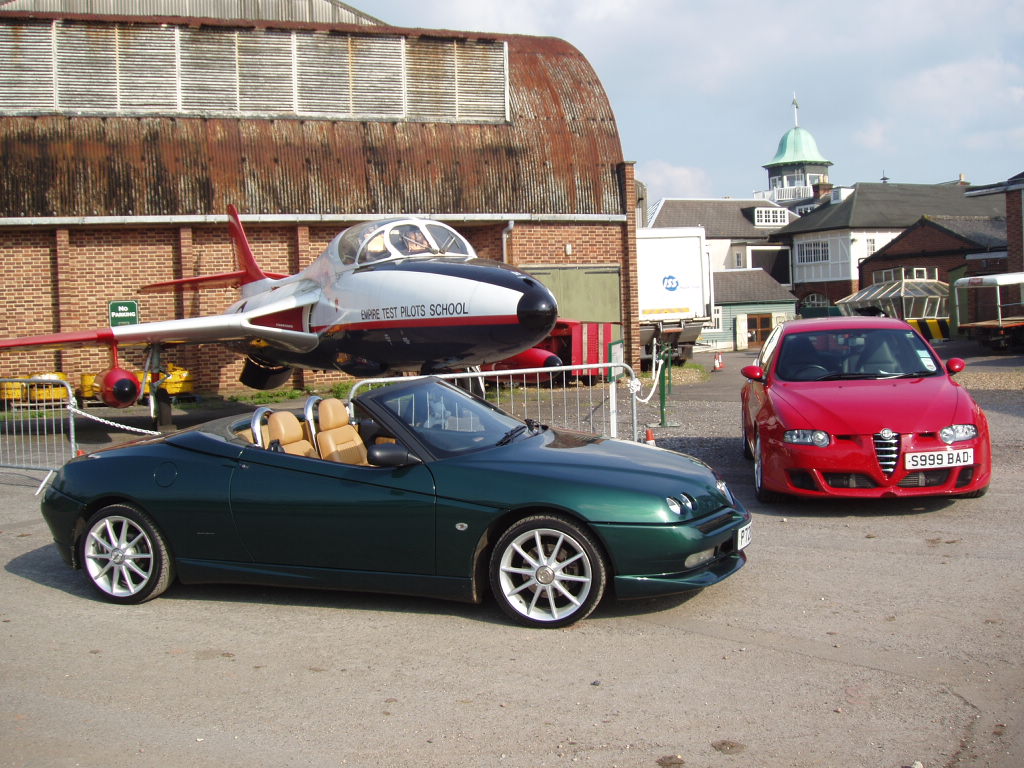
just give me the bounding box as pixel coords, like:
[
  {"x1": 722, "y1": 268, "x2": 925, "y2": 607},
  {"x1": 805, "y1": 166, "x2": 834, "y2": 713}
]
[{"x1": 635, "y1": 227, "x2": 713, "y2": 363}]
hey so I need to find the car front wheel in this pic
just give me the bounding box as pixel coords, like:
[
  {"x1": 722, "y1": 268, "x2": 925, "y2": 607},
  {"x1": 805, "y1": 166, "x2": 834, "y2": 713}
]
[
  {"x1": 754, "y1": 435, "x2": 784, "y2": 503},
  {"x1": 489, "y1": 514, "x2": 606, "y2": 628},
  {"x1": 80, "y1": 504, "x2": 173, "y2": 604}
]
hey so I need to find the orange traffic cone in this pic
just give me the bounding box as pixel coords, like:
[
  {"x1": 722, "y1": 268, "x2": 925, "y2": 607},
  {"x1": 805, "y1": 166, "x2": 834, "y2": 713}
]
[
  {"x1": 645, "y1": 428, "x2": 656, "y2": 446},
  {"x1": 713, "y1": 352, "x2": 723, "y2": 371}
]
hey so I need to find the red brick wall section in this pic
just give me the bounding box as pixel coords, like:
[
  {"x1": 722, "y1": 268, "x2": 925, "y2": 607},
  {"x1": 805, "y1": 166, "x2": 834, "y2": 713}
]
[
  {"x1": 794, "y1": 280, "x2": 858, "y2": 307},
  {"x1": 860, "y1": 253, "x2": 967, "y2": 286},
  {"x1": 0, "y1": 230, "x2": 60, "y2": 376}
]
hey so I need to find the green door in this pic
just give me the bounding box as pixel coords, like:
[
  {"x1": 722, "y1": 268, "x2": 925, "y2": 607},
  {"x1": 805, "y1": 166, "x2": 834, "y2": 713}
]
[
  {"x1": 527, "y1": 266, "x2": 621, "y2": 324},
  {"x1": 229, "y1": 447, "x2": 437, "y2": 575}
]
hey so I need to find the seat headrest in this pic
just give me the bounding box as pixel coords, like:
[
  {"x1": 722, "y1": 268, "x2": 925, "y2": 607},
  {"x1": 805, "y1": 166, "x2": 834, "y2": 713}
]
[
  {"x1": 318, "y1": 398, "x2": 350, "y2": 430},
  {"x1": 268, "y1": 411, "x2": 305, "y2": 444}
]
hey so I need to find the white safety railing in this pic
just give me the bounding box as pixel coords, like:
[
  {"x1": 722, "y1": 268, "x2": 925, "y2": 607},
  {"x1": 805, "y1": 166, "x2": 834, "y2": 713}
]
[
  {"x1": 349, "y1": 363, "x2": 646, "y2": 441},
  {"x1": 0, "y1": 378, "x2": 78, "y2": 490}
]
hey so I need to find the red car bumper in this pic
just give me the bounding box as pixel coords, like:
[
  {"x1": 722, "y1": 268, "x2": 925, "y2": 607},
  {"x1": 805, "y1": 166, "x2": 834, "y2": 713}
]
[{"x1": 761, "y1": 432, "x2": 992, "y2": 498}]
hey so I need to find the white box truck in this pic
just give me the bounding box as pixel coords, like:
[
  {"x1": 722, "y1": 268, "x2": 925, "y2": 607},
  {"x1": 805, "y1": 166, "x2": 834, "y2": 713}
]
[{"x1": 635, "y1": 227, "x2": 713, "y2": 363}]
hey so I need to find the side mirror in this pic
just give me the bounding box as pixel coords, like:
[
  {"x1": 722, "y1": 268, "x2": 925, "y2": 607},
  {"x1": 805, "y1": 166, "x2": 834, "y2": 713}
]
[
  {"x1": 367, "y1": 442, "x2": 423, "y2": 467},
  {"x1": 741, "y1": 364, "x2": 766, "y2": 382},
  {"x1": 946, "y1": 357, "x2": 966, "y2": 375}
]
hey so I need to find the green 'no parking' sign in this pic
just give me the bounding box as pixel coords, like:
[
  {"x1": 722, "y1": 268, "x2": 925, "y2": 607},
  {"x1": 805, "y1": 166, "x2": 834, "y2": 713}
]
[{"x1": 108, "y1": 301, "x2": 140, "y2": 326}]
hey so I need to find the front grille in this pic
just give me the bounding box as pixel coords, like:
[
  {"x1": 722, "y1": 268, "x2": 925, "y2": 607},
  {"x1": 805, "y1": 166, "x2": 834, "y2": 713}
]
[
  {"x1": 898, "y1": 470, "x2": 950, "y2": 488},
  {"x1": 873, "y1": 431, "x2": 901, "y2": 474},
  {"x1": 824, "y1": 473, "x2": 878, "y2": 489},
  {"x1": 695, "y1": 511, "x2": 733, "y2": 534}
]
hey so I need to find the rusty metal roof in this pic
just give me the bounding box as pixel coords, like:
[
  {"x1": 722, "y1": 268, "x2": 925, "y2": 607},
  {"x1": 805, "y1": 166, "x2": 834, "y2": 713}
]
[{"x1": 0, "y1": 13, "x2": 625, "y2": 219}]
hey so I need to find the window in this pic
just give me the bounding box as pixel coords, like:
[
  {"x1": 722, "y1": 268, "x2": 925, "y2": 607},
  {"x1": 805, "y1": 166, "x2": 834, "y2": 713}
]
[
  {"x1": 734, "y1": 251, "x2": 744, "y2": 268},
  {"x1": 754, "y1": 207, "x2": 789, "y2": 227},
  {"x1": 801, "y1": 293, "x2": 828, "y2": 308},
  {"x1": 796, "y1": 240, "x2": 829, "y2": 264},
  {"x1": 866, "y1": 238, "x2": 876, "y2": 256},
  {"x1": 0, "y1": 19, "x2": 509, "y2": 123},
  {"x1": 708, "y1": 305, "x2": 723, "y2": 331}
]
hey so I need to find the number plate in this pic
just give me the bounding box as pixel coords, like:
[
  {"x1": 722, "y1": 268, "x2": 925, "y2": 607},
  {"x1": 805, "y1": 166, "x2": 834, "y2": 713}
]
[
  {"x1": 736, "y1": 523, "x2": 752, "y2": 551},
  {"x1": 904, "y1": 448, "x2": 974, "y2": 470}
]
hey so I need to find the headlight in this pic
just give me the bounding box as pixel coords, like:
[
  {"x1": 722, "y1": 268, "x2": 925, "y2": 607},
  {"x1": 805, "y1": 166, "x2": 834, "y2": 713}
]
[
  {"x1": 939, "y1": 424, "x2": 978, "y2": 444},
  {"x1": 715, "y1": 477, "x2": 735, "y2": 505},
  {"x1": 666, "y1": 495, "x2": 694, "y2": 516},
  {"x1": 784, "y1": 429, "x2": 830, "y2": 447}
]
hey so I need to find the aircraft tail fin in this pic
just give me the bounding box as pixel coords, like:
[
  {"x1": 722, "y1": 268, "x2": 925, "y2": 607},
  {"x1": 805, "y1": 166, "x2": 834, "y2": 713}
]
[{"x1": 141, "y1": 205, "x2": 286, "y2": 294}]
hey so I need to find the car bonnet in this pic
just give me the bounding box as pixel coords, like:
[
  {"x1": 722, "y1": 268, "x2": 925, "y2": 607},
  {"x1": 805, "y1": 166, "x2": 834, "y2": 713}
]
[{"x1": 770, "y1": 375, "x2": 970, "y2": 434}]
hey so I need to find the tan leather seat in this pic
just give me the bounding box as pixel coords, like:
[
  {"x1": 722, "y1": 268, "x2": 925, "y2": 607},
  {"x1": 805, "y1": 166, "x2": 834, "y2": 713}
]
[
  {"x1": 266, "y1": 411, "x2": 318, "y2": 458},
  {"x1": 316, "y1": 398, "x2": 368, "y2": 464}
]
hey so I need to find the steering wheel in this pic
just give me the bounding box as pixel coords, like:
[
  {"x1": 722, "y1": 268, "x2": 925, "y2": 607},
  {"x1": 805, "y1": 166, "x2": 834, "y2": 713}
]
[{"x1": 794, "y1": 365, "x2": 829, "y2": 381}]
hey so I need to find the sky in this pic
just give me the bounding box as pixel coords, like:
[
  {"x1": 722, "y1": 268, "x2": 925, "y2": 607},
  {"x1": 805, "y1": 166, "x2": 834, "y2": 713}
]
[{"x1": 353, "y1": 0, "x2": 1024, "y2": 205}]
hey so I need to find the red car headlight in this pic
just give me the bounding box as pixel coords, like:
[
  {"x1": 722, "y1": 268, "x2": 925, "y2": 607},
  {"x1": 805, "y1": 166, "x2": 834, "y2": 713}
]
[
  {"x1": 784, "y1": 429, "x2": 831, "y2": 447},
  {"x1": 939, "y1": 424, "x2": 978, "y2": 444}
]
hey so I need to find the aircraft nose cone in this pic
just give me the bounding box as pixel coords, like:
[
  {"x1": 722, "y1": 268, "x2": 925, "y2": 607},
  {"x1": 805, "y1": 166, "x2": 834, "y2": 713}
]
[{"x1": 517, "y1": 279, "x2": 558, "y2": 333}]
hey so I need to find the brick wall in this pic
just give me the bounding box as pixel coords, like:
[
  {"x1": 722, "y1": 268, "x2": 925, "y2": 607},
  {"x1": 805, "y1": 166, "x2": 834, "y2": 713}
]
[{"x1": 793, "y1": 280, "x2": 857, "y2": 307}]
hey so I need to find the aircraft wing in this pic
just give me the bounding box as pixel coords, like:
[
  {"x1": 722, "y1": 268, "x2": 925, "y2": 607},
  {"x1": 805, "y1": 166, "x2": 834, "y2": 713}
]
[{"x1": 0, "y1": 286, "x2": 322, "y2": 355}]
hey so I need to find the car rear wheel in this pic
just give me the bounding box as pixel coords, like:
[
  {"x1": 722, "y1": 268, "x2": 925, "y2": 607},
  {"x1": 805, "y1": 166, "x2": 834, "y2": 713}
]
[
  {"x1": 754, "y1": 435, "x2": 784, "y2": 503},
  {"x1": 489, "y1": 514, "x2": 606, "y2": 628},
  {"x1": 80, "y1": 504, "x2": 173, "y2": 604}
]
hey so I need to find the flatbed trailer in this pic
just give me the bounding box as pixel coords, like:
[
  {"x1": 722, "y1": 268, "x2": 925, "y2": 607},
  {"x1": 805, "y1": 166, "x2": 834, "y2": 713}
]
[{"x1": 954, "y1": 272, "x2": 1024, "y2": 350}]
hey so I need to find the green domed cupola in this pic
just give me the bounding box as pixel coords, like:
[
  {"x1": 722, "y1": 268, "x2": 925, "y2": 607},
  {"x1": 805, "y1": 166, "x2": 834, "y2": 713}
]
[
  {"x1": 765, "y1": 125, "x2": 831, "y2": 168},
  {"x1": 762, "y1": 97, "x2": 832, "y2": 201}
]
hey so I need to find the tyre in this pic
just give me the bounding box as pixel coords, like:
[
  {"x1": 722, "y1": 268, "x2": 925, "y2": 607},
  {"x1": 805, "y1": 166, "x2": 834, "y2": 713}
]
[
  {"x1": 79, "y1": 504, "x2": 173, "y2": 604},
  {"x1": 489, "y1": 514, "x2": 606, "y2": 628},
  {"x1": 960, "y1": 484, "x2": 989, "y2": 499},
  {"x1": 754, "y1": 435, "x2": 784, "y2": 503},
  {"x1": 741, "y1": 411, "x2": 753, "y2": 460}
]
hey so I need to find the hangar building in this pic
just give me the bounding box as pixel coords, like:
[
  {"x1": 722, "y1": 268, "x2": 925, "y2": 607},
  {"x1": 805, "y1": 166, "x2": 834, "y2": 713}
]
[{"x1": 0, "y1": 0, "x2": 638, "y2": 393}]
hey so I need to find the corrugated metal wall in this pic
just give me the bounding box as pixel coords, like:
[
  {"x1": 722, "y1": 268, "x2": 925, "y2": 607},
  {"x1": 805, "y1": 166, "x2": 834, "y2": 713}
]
[{"x1": 0, "y1": 15, "x2": 624, "y2": 217}]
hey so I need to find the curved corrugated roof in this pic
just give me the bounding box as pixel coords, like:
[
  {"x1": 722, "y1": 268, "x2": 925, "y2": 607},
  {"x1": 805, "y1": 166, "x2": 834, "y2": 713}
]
[{"x1": 0, "y1": 15, "x2": 625, "y2": 218}]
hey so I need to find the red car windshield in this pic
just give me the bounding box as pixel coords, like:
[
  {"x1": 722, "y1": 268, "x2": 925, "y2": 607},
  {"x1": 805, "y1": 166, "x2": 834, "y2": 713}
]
[{"x1": 774, "y1": 328, "x2": 942, "y2": 381}]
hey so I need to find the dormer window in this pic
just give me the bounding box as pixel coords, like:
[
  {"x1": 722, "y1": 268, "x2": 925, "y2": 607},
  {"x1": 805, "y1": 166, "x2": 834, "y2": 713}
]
[{"x1": 754, "y1": 207, "x2": 789, "y2": 227}]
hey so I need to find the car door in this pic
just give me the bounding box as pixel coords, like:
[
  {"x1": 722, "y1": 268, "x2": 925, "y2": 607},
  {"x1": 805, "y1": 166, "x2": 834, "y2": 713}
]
[
  {"x1": 743, "y1": 325, "x2": 784, "y2": 443},
  {"x1": 228, "y1": 445, "x2": 437, "y2": 575}
]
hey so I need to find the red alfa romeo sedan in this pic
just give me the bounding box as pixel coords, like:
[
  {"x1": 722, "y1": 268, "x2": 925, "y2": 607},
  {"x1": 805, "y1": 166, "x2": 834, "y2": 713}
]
[{"x1": 740, "y1": 317, "x2": 991, "y2": 502}]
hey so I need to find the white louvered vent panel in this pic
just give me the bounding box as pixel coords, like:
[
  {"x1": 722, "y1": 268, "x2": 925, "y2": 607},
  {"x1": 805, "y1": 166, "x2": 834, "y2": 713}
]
[
  {"x1": 0, "y1": 20, "x2": 508, "y2": 122},
  {"x1": 238, "y1": 28, "x2": 295, "y2": 113},
  {"x1": 406, "y1": 38, "x2": 457, "y2": 121},
  {"x1": 349, "y1": 35, "x2": 405, "y2": 119},
  {"x1": 118, "y1": 26, "x2": 178, "y2": 112},
  {"x1": 179, "y1": 27, "x2": 238, "y2": 113},
  {"x1": 295, "y1": 31, "x2": 351, "y2": 116},
  {"x1": 456, "y1": 41, "x2": 507, "y2": 122},
  {"x1": 56, "y1": 24, "x2": 118, "y2": 111},
  {"x1": 0, "y1": 21, "x2": 54, "y2": 111}
]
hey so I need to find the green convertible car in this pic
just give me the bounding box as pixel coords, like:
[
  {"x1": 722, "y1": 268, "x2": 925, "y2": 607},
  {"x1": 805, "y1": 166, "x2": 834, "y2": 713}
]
[{"x1": 42, "y1": 376, "x2": 751, "y2": 628}]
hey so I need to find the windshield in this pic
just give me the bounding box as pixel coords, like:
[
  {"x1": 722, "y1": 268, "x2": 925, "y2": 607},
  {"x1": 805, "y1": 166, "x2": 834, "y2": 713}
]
[
  {"x1": 372, "y1": 379, "x2": 526, "y2": 457},
  {"x1": 774, "y1": 328, "x2": 942, "y2": 381}
]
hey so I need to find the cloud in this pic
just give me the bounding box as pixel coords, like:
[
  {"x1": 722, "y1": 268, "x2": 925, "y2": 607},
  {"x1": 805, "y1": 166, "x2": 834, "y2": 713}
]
[
  {"x1": 853, "y1": 120, "x2": 890, "y2": 151},
  {"x1": 636, "y1": 160, "x2": 713, "y2": 202}
]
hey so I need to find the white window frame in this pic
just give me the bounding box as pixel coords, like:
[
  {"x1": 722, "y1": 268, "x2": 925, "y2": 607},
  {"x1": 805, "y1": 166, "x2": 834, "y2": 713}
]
[
  {"x1": 795, "y1": 240, "x2": 830, "y2": 264},
  {"x1": 754, "y1": 207, "x2": 789, "y2": 227}
]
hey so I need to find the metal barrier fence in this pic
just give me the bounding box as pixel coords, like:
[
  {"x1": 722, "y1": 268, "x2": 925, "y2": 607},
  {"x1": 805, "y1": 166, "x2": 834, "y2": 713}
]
[
  {"x1": 349, "y1": 363, "x2": 644, "y2": 441},
  {"x1": 0, "y1": 378, "x2": 78, "y2": 487}
]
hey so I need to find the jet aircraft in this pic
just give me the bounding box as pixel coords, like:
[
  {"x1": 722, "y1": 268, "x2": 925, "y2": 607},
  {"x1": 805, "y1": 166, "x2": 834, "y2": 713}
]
[{"x1": 0, "y1": 207, "x2": 558, "y2": 408}]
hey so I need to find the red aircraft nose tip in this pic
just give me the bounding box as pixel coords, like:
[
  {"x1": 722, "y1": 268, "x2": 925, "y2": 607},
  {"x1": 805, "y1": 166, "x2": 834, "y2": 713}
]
[{"x1": 517, "y1": 280, "x2": 558, "y2": 333}]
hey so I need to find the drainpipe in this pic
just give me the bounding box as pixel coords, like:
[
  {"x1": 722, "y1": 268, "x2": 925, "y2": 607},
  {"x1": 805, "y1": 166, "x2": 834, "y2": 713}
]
[{"x1": 501, "y1": 220, "x2": 515, "y2": 264}]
